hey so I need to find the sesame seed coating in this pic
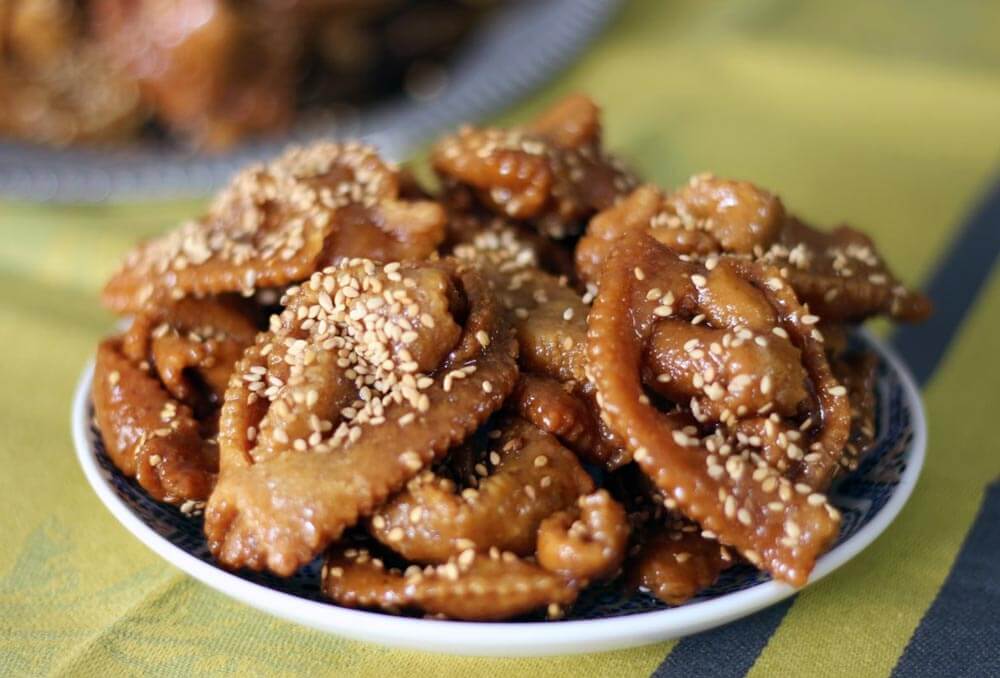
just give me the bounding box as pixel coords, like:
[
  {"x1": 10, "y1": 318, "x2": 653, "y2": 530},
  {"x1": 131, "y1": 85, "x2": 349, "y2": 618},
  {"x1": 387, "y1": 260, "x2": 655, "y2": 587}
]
[{"x1": 204, "y1": 258, "x2": 518, "y2": 576}]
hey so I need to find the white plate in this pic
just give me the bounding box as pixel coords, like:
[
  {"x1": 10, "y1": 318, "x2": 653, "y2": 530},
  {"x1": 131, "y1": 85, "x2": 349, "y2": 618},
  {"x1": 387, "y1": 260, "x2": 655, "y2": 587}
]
[{"x1": 71, "y1": 330, "x2": 925, "y2": 657}]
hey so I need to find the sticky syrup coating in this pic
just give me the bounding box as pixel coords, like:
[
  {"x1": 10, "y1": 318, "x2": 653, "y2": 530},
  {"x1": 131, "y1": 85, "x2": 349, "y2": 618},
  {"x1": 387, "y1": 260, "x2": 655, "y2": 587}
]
[
  {"x1": 367, "y1": 417, "x2": 594, "y2": 563},
  {"x1": 92, "y1": 297, "x2": 260, "y2": 506},
  {"x1": 324, "y1": 488, "x2": 628, "y2": 621},
  {"x1": 103, "y1": 142, "x2": 445, "y2": 314},
  {"x1": 432, "y1": 94, "x2": 637, "y2": 239},
  {"x1": 536, "y1": 489, "x2": 630, "y2": 582},
  {"x1": 587, "y1": 233, "x2": 848, "y2": 585},
  {"x1": 205, "y1": 258, "x2": 519, "y2": 576},
  {"x1": 831, "y1": 350, "x2": 880, "y2": 475},
  {"x1": 453, "y1": 226, "x2": 629, "y2": 468},
  {"x1": 578, "y1": 176, "x2": 930, "y2": 322},
  {"x1": 628, "y1": 524, "x2": 733, "y2": 606},
  {"x1": 322, "y1": 543, "x2": 578, "y2": 621}
]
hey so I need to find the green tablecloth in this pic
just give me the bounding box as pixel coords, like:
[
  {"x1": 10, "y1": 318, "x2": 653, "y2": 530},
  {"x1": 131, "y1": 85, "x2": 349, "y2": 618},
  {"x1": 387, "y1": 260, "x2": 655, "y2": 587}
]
[{"x1": 2, "y1": 1, "x2": 999, "y2": 675}]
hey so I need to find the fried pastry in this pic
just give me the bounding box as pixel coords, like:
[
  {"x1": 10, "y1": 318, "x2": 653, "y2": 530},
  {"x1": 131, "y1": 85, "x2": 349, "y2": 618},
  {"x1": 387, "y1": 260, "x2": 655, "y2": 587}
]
[
  {"x1": 92, "y1": 297, "x2": 260, "y2": 506},
  {"x1": 89, "y1": 96, "x2": 932, "y2": 619},
  {"x1": 205, "y1": 258, "x2": 518, "y2": 576},
  {"x1": 103, "y1": 142, "x2": 446, "y2": 314},
  {"x1": 628, "y1": 522, "x2": 734, "y2": 606},
  {"x1": 0, "y1": 0, "x2": 142, "y2": 146},
  {"x1": 93, "y1": 0, "x2": 300, "y2": 149},
  {"x1": 324, "y1": 488, "x2": 627, "y2": 621},
  {"x1": 453, "y1": 225, "x2": 628, "y2": 467},
  {"x1": 323, "y1": 541, "x2": 579, "y2": 621},
  {"x1": 579, "y1": 175, "x2": 930, "y2": 323},
  {"x1": 762, "y1": 218, "x2": 931, "y2": 322},
  {"x1": 367, "y1": 417, "x2": 594, "y2": 562},
  {"x1": 433, "y1": 94, "x2": 637, "y2": 239},
  {"x1": 535, "y1": 488, "x2": 630, "y2": 582},
  {"x1": 831, "y1": 350, "x2": 880, "y2": 474},
  {"x1": 587, "y1": 233, "x2": 848, "y2": 585}
]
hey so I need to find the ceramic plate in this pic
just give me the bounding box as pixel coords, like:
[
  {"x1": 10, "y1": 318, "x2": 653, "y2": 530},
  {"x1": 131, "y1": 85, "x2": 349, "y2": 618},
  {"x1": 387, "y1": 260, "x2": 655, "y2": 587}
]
[
  {"x1": 1, "y1": 0, "x2": 620, "y2": 202},
  {"x1": 71, "y1": 330, "x2": 925, "y2": 656}
]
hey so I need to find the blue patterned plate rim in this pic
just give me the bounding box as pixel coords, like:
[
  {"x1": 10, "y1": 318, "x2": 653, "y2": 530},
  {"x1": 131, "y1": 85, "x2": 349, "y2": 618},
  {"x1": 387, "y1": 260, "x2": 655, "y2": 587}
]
[{"x1": 70, "y1": 328, "x2": 926, "y2": 656}]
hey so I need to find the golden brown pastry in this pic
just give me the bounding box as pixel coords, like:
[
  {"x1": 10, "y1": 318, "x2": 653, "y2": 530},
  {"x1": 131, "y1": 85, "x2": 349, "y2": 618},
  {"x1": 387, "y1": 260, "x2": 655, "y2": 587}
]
[
  {"x1": 579, "y1": 175, "x2": 930, "y2": 323},
  {"x1": 86, "y1": 96, "x2": 935, "y2": 621},
  {"x1": 587, "y1": 233, "x2": 848, "y2": 585},
  {"x1": 205, "y1": 258, "x2": 519, "y2": 575},
  {"x1": 453, "y1": 224, "x2": 629, "y2": 468},
  {"x1": 323, "y1": 542, "x2": 579, "y2": 621},
  {"x1": 433, "y1": 94, "x2": 637, "y2": 240},
  {"x1": 628, "y1": 522, "x2": 733, "y2": 605},
  {"x1": 0, "y1": 0, "x2": 142, "y2": 145},
  {"x1": 323, "y1": 488, "x2": 627, "y2": 621},
  {"x1": 91, "y1": 297, "x2": 260, "y2": 506},
  {"x1": 92, "y1": 0, "x2": 300, "y2": 149},
  {"x1": 367, "y1": 417, "x2": 594, "y2": 563},
  {"x1": 102, "y1": 142, "x2": 446, "y2": 314}
]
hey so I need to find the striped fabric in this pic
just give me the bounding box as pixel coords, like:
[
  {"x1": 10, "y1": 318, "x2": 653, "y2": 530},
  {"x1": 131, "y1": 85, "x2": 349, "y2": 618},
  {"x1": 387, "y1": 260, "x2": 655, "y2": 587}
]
[{"x1": 1, "y1": 1, "x2": 998, "y2": 675}]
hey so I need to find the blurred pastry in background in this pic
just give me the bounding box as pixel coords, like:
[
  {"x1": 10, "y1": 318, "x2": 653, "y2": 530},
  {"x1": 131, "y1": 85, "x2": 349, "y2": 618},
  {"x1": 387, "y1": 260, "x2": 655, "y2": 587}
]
[{"x1": 0, "y1": 0, "x2": 502, "y2": 150}]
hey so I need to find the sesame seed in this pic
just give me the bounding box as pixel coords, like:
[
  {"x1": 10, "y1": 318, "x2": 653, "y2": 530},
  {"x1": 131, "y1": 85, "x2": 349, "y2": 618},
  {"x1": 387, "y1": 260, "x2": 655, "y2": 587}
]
[
  {"x1": 400, "y1": 451, "x2": 422, "y2": 471},
  {"x1": 807, "y1": 492, "x2": 827, "y2": 506},
  {"x1": 457, "y1": 549, "x2": 476, "y2": 569}
]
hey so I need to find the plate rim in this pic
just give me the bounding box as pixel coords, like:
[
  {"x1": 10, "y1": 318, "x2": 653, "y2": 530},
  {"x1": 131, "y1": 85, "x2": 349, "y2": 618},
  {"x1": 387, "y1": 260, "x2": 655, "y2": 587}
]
[{"x1": 70, "y1": 329, "x2": 926, "y2": 657}]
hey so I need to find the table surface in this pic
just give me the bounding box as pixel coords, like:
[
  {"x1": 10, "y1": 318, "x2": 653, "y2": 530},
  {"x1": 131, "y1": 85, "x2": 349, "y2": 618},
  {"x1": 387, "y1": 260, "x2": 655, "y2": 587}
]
[{"x1": 1, "y1": 0, "x2": 998, "y2": 676}]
